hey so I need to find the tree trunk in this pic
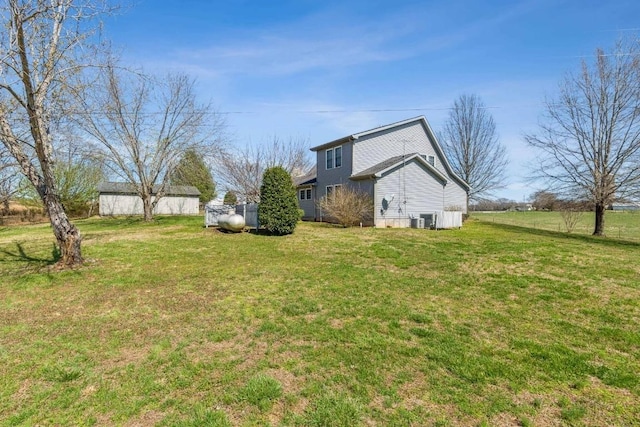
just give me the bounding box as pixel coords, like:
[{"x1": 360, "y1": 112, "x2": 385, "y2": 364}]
[
  {"x1": 466, "y1": 193, "x2": 471, "y2": 217},
  {"x1": 593, "y1": 202, "x2": 606, "y2": 236},
  {"x1": 45, "y1": 193, "x2": 82, "y2": 267},
  {"x1": 142, "y1": 195, "x2": 154, "y2": 222}
]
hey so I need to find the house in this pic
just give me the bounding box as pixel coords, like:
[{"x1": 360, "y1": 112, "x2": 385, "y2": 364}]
[
  {"x1": 296, "y1": 116, "x2": 470, "y2": 228},
  {"x1": 98, "y1": 182, "x2": 200, "y2": 216},
  {"x1": 611, "y1": 202, "x2": 640, "y2": 211}
]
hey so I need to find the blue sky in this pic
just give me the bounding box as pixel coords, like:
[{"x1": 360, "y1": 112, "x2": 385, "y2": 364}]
[{"x1": 104, "y1": 0, "x2": 640, "y2": 201}]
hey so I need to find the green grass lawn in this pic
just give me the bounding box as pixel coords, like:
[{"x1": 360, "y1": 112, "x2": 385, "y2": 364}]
[
  {"x1": 1, "y1": 217, "x2": 639, "y2": 426},
  {"x1": 474, "y1": 210, "x2": 640, "y2": 241}
]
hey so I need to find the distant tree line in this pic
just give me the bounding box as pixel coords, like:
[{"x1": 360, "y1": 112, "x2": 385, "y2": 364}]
[{"x1": 471, "y1": 191, "x2": 602, "y2": 212}]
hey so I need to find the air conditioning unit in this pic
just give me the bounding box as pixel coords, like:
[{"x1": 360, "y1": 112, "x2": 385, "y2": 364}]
[{"x1": 419, "y1": 213, "x2": 435, "y2": 229}]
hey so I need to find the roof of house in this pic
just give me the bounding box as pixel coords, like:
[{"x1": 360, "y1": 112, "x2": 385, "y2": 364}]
[
  {"x1": 293, "y1": 166, "x2": 317, "y2": 186},
  {"x1": 310, "y1": 116, "x2": 428, "y2": 152},
  {"x1": 308, "y1": 116, "x2": 471, "y2": 190},
  {"x1": 350, "y1": 153, "x2": 448, "y2": 183},
  {"x1": 97, "y1": 182, "x2": 201, "y2": 196}
]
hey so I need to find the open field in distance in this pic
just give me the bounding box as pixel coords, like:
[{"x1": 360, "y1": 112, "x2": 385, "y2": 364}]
[{"x1": 475, "y1": 210, "x2": 640, "y2": 241}]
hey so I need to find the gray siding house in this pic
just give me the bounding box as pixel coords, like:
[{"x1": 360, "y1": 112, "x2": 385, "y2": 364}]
[
  {"x1": 297, "y1": 116, "x2": 470, "y2": 227},
  {"x1": 98, "y1": 182, "x2": 201, "y2": 216}
]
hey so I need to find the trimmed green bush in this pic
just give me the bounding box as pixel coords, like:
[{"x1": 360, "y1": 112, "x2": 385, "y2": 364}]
[{"x1": 258, "y1": 166, "x2": 298, "y2": 235}]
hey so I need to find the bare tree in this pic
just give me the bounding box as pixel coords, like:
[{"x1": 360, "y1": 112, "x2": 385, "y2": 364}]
[
  {"x1": 216, "y1": 136, "x2": 312, "y2": 203},
  {"x1": 560, "y1": 205, "x2": 584, "y2": 233},
  {"x1": 76, "y1": 64, "x2": 225, "y2": 221},
  {"x1": 525, "y1": 38, "x2": 640, "y2": 236},
  {"x1": 0, "y1": 0, "x2": 110, "y2": 266},
  {"x1": 18, "y1": 137, "x2": 104, "y2": 217},
  {"x1": 529, "y1": 190, "x2": 559, "y2": 211},
  {"x1": 440, "y1": 94, "x2": 507, "y2": 212},
  {"x1": 0, "y1": 147, "x2": 19, "y2": 212}
]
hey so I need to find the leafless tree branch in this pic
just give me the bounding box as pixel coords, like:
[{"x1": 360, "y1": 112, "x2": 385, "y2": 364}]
[
  {"x1": 439, "y1": 94, "x2": 508, "y2": 211},
  {"x1": 74, "y1": 62, "x2": 225, "y2": 220},
  {"x1": 525, "y1": 37, "x2": 640, "y2": 235},
  {"x1": 215, "y1": 136, "x2": 312, "y2": 203}
]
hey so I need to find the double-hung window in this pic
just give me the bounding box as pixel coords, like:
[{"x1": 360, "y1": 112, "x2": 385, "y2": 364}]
[
  {"x1": 326, "y1": 184, "x2": 342, "y2": 197},
  {"x1": 334, "y1": 146, "x2": 342, "y2": 168},
  {"x1": 300, "y1": 189, "x2": 313, "y2": 200},
  {"x1": 326, "y1": 145, "x2": 342, "y2": 169}
]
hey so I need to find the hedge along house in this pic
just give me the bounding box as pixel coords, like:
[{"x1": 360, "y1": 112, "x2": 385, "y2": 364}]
[
  {"x1": 297, "y1": 116, "x2": 470, "y2": 228},
  {"x1": 98, "y1": 182, "x2": 201, "y2": 216}
]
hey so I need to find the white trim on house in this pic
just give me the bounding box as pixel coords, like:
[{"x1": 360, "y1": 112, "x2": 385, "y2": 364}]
[
  {"x1": 300, "y1": 116, "x2": 471, "y2": 226},
  {"x1": 425, "y1": 154, "x2": 436, "y2": 167},
  {"x1": 310, "y1": 116, "x2": 470, "y2": 192},
  {"x1": 325, "y1": 145, "x2": 343, "y2": 170},
  {"x1": 299, "y1": 188, "x2": 312, "y2": 200},
  {"x1": 325, "y1": 184, "x2": 342, "y2": 196},
  {"x1": 351, "y1": 153, "x2": 448, "y2": 183}
]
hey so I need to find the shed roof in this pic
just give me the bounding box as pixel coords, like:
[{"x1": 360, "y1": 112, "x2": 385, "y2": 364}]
[
  {"x1": 97, "y1": 182, "x2": 201, "y2": 196},
  {"x1": 350, "y1": 153, "x2": 448, "y2": 183}
]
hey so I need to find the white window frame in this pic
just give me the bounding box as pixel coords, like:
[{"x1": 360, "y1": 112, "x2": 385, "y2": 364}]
[
  {"x1": 427, "y1": 155, "x2": 436, "y2": 167},
  {"x1": 325, "y1": 145, "x2": 343, "y2": 170},
  {"x1": 334, "y1": 146, "x2": 342, "y2": 168},
  {"x1": 299, "y1": 189, "x2": 306, "y2": 200},
  {"x1": 326, "y1": 148, "x2": 334, "y2": 170},
  {"x1": 305, "y1": 189, "x2": 312, "y2": 200},
  {"x1": 326, "y1": 184, "x2": 342, "y2": 197}
]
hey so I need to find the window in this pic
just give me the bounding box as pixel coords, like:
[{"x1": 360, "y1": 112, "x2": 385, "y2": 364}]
[
  {"x1": 421, "y1": 154, "x2": 436, "y2": 167},
  {"x1": 299, "y1": 190, "x2": 306, "y2": 200},
  {"x1": 306, "y1": 189, "x2": 312, "y2": 199},
  {"x1": 326, "y1": 184, "x2": 342, "y2": 197},
  {"x1": 326, "y1": 145, "x2": 343, "y2": 169}
]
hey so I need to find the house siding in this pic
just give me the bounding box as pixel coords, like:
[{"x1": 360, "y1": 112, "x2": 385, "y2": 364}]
[
  {"x1": 374, "y1": 159, "x2": 446, "y2": 227},
  {"x1": 353, "y1": 121, "x2": 442, "y2": 175},
  {"x1": 444, "y1": 179, "x2": 468, "y2": 213},
  {"x1": 298, "y1": 185, "x2": 317, "y2": 220},
  {"x1": 305, "y1": 116, "x2": 469, "y2": 225},
  {"x1": 316, "y1": 142, "x2": 353, "y2": 198},
  {"x1": 99, "y1": 194, "x2": 199, "y2": 216}
]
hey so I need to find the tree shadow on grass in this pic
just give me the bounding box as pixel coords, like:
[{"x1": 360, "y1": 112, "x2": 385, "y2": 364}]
[
  {"x1": 481, "y1": 221, "x2": 640, "y2": 248},
  {"x1": 0, "y1": 242, "x2": 60, "y2": 267},
  {"x1": 246, "y1": 228, "x2": 294, "y2": 237}
]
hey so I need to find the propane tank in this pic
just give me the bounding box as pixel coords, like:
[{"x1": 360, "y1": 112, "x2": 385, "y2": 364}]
[{"x1": 218, "y1": 213, "x2": 245, "y2": 232}]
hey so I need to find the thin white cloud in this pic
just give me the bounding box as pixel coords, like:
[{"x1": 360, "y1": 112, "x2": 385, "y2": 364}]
[{"x1": 135, "y1": 0, "x2": 545, "y2": 82}]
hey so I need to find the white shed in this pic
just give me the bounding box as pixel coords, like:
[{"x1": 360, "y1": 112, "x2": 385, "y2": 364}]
[{"x1": 98, "y1": 182, "x2": 200, "y2": 216}]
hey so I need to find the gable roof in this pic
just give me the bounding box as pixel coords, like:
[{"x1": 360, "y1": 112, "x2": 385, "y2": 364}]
[
  {"x1": 350, "y1": 153, "x2": 448, "y2": 183},
  {"x1": 293, "y1": 166, "x2": 317, "y2": 186},
  {"x1": 310, "y1": 116, "x2": 428, "y2": 152},
  {"x1": 310, "y1": 116, "x2": 470, "y2": 190},
  {"x1": 97, "y1": 182, "x2": 201, "y2": 197}
]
